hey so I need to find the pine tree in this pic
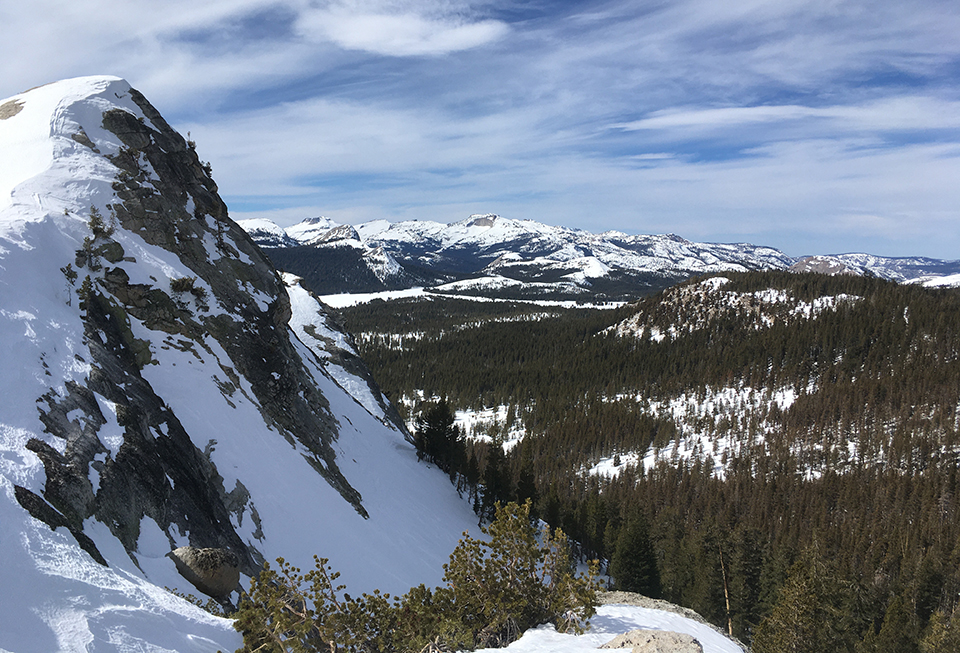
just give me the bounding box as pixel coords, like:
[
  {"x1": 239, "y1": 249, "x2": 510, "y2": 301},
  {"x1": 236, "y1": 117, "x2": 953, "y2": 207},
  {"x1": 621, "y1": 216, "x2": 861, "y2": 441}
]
[
  {"x1": 441, "y1": 501, "x2": 601, "y2": 647},
  {"x1": 920, "y1": 608, "x2": 960, "y2": 653},
  {"x1": 480, "y1": 438, "x2": 511, "y2": 523},
  {"x1": 609, "y1": 515, "x2": 662, "y2": 598},
  {"x1": 857, "y1": 594, "x2": 920, "y2": 653},
  {"x1": 752, "y1": 547, "x2": 854, "y2": 653},
  {"x1": 414, "y1": 399, "x2": 463, "y2": 476},
  {"x1": 729, "y1": 527, "x2": 765, "y2": 641},
  {"x1": 515, "y1": 438, "x2": 538, "y2": 518}
]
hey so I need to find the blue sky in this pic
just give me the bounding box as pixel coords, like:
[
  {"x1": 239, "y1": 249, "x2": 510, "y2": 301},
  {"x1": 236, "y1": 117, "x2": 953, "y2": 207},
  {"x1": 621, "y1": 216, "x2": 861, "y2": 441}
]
[{"x1": 3, "y1": 0, "x2": 960, "y2": 258}]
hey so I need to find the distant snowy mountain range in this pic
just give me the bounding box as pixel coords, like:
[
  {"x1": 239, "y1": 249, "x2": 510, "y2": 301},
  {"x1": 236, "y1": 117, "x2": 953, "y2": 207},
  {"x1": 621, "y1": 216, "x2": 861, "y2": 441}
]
[{"x1": 240, "y1": 215, "x2": 960, "y2": 301}]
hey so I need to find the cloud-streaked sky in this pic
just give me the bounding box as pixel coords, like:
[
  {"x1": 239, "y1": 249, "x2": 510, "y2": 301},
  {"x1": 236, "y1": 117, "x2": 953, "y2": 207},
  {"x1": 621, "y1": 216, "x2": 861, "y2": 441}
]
[{"x1": 3, "y1": 0, "x2": 959, "y2": 258}]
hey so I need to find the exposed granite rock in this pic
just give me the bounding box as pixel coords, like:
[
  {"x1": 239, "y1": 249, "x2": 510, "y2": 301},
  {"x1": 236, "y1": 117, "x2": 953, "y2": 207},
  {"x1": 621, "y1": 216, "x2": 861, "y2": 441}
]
[
  {"x1": 600, "y1": 592, "x2": 712, "y2": 623},
  {"x1": 600, "y1": 629, "x2": 703, "y2": 653},
  {"x1": 101, "y1": 88, "x2": 362, "y2": 514},
  {"x1": 32, "y1": 289, "x2": 257, "y2": 574},
  {"x1": 790, "y1": 255, "x2": 861, "y2": 276},
  {"x1": 0, "y1": 99, "x2": 23, "y2": 119},
  {"x1": 14, "y1": 484, "x2": 106, "y2": 566},
  {"x1": 599, "y1": 592, "x2": 749, "y2": 653},
  {"x1": 168, "y1": 546, "x2": 241, "y2": 599},
  {"x1": 24, "y1": 83, "x2": 369, "y2": 586}
]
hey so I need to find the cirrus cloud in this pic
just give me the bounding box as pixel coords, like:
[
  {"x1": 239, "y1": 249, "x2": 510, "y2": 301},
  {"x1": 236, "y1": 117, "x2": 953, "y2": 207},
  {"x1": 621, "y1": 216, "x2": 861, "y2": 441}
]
[
  {"x1": 2, "y1": 0, "x2": 959, "y2": 259},
  {"x1": 297, "y1": 4, "x2": 509, "y2": 56}
]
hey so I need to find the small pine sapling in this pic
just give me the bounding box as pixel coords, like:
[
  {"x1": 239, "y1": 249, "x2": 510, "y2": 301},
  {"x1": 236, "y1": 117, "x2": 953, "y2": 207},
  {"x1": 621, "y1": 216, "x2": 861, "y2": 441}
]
[
  {"x1": 232, "y1": 502, "x2": 601, "y2": 652},
  {"x1": 61, "y1": 263, "x2": 78, "y2": 306}
]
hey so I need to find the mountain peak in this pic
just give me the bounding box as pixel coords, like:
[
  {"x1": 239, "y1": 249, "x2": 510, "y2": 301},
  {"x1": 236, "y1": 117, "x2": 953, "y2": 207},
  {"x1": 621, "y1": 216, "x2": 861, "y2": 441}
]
[
  {"x1": 0, "y1": 78, "x2": 478, "y2": 649},
  {"x1": 300, "y1": 216, "x2": 335, "y2": 225},
  {"x1": 285, "y1": 215, "x2": 340, "y2": 244},
  {"x1": 790, "y1": 255, "x2": 863, "y2": 276},
  {"x1": 464, "y1": 213, "x2": 499, "y2": 227},
  {"x1": 1, "y1": 75, "x2": 135, "y2": 217}
]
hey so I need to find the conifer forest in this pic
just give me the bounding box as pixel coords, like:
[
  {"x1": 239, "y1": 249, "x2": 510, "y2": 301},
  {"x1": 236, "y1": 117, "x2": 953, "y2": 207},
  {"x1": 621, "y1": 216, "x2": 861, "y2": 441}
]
[{"x1": 332, "y1": 272, "x2": 960, "y2": 651}]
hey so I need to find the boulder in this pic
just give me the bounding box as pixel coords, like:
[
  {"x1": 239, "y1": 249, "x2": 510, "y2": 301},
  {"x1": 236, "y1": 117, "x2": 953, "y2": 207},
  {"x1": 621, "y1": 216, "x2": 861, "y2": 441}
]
[
  {"x1": 168, "y1": 546, "x2": 240, "y2": 599},
  {"x1": 601, "y1": 629, "x2": 704, "y2": 653}
]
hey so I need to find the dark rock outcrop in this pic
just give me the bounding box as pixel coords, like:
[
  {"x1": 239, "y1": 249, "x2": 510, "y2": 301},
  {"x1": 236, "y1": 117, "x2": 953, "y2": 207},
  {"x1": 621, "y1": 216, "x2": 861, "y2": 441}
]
[
  {"x1": 25, "y1": 83, "x2": 368, "y2": 584},
  {"x1": 168, "y1": 546, "x2": 241, "y2": 599}
]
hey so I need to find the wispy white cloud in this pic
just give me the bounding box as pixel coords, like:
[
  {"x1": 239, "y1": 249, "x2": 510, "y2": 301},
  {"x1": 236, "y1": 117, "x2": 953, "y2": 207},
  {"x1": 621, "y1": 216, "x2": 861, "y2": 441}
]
[
  {"x1": 1, "y1": 0, "x2": 308, "y2": 110},
  {"x1": 192, "y1": 82, "x2": 960, "y2": 257},
  {"x1": 615, "y1": 97, "x2": 960, "y2": 133},
  {"x1": 2, "y1": 0, "x2": 959, "y2": 258},
  {"x1": 296, "y1": 2, "x2": 509, "y2": 56},
  {"x1": 0, "y1": 0, "x2": 507, "y2": 108},
  {"x1": 185, "y1": 94, "x2": 549, "y2": 196}
]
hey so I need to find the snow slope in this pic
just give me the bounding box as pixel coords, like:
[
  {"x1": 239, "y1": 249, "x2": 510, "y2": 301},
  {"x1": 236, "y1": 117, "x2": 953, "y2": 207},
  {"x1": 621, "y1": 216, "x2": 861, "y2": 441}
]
[
  {"x1": 0, "y1": 77, "x2": 479, "y2": 652},
  {"x1": 476, "y1": 603, "x2": 744, "y2": 653}
]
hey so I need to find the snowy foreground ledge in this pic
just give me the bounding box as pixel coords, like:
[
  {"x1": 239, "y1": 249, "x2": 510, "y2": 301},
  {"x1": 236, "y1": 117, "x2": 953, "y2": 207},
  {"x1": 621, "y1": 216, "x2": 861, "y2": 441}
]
[{"x1": 475, "y1": 602, "x2": 745, "y2": 653}]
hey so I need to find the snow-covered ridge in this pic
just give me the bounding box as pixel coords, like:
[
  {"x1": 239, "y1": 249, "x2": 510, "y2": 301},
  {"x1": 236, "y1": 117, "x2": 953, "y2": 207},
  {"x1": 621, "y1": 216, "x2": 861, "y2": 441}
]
[
  {"x1": 284, "y1": 216, "x2": 347, "y2": 245},
  {"x1": 829, "y1": 253, "x2": 960, "y2": 284},
  {"x1": 352, "y1": 214, "x2": 795, "y2": 279},
  {"x1": 241, "y1": 214, "x2": 960, "y2": 302},
  {"x1": 235, "y1": 217, "x2": 298, "y2": 247},
  {"x1": 0, "y1": 76, "x2": 480, "y2": 651}
]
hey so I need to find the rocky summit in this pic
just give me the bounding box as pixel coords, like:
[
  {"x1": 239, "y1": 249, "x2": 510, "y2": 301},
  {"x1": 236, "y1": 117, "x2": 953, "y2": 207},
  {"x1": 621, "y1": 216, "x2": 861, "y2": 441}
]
[{"x1": 0, "y1": 77, "x2": 477, "y2": 651}]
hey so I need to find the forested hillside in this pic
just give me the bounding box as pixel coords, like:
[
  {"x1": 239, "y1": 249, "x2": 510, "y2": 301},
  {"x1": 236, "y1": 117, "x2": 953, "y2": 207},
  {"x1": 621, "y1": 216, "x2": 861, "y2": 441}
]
[{"x1": 334, "y1": 272, "x2": 960, "y2": 651}]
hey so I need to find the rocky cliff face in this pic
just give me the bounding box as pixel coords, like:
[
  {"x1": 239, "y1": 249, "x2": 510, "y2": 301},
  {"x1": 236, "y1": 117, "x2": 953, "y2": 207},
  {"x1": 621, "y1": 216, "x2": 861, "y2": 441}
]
[
  {"x1": 15, "y1": 81, "x2": 368, "y2": 581},
  {"x1": 0, "y1": 77, "x2": 478, "y2": 651}
]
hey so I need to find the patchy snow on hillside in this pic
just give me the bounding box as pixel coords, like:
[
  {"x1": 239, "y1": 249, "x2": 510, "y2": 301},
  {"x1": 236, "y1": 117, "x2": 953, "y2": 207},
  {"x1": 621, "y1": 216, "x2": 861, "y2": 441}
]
[
  {"x1": 435, "y1": 274, "x2": 528, "y2": 293},
  {"x1": 365, "y1": 245, "x2": 403, "y2": 281},
  {"x1": 453, "y1": 405, "x2": 525, "y2": 452},
  {"x1": 588, "y1": 385, "x2": 798, "y2": 480},
  {"x1": 588, "y1": 451, "x2": 646, "y2": 479},
  {"x1": 614, "y1": 277, "x2": 863, "y2": 341}
]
